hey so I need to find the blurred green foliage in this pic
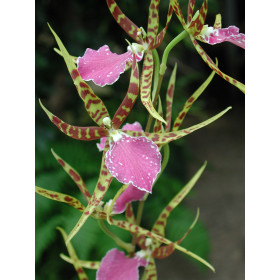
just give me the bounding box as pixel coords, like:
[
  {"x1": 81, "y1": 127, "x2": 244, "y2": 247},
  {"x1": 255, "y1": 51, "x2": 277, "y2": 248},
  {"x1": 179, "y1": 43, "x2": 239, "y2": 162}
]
[{"x1": 36, "y1": 0, "x2": 244, "y2": 279}]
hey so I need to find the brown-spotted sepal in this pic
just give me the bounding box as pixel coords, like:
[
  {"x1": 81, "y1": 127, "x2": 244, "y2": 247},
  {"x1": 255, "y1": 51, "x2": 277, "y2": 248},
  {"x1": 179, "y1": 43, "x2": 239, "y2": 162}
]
[
  {"x1": 51, "y1": 149, "x2": 91, "y2": 202},
  {"x1": 39, "y1": 100, "x2": 108, "y2": 141},
  {"x1": 112, "y1": 53, "x2": 139, "y2": 129}
]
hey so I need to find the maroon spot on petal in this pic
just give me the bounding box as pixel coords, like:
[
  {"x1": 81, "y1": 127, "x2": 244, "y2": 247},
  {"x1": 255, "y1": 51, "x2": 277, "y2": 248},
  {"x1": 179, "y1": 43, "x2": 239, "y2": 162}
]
[
  {"x1": 76, "y1": 268, "x2": 83, "y2": 273},
  {"x1": 85, "y1": 211, "x2": 90, "y2": 215},
  {"x1": 71, "y1": 69, "x2": 79, "y2": 80},
  {"x1": 64, "y1": 196, "x2": 73, "y2": 202},
  {"x1": 79, "y1": 82, "x2": 89, "y2": 88},
  {"x1": 57, "y1": 159, "x2": 65, "y2": 167},
  {"x1": 97, "y1": 183, "x2": 106, "y2": 192},
  {"x1": 166, "y1": 205, "x2": 172, "y2": 212},
  {"x1": 69, "y1": 169, "x2": 80, "y2": 181}
]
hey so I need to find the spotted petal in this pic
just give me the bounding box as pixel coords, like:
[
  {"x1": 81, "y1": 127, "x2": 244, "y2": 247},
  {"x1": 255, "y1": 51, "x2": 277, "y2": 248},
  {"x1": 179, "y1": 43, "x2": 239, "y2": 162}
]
[
  {"x1": 147, "y1": 0, "x2": 160, "y2": 45},
  {"x1": 188, "y1": 0, "x2": 208, "y2": 36},
  {"x1": 39, "y1": 100, "x2": 108, "y2": 141},
  {"x1": 142, "y1": 258, "x2": 157, "y2": 280},
  {"x1": 106, "y1": 0, "x2": 143, "y2": 43},
  {"x1": 77, "y1": 45, "x2": 143, "y2": 87},
  {"x1": 197, "y1": 25, "x2": 245, "y2": 49},
  {"x1": 96, "y1": 249, "x2": 146, "y2": 280},
  {"x1": 170, "y1": 0, "x2": 188, "y2": 30},
  {"x1": 105, "y1": 135, "x2": 161, "y2": 193},
  {"x1": 114, "y1": 184, "x2": 146, "y2": 214}
]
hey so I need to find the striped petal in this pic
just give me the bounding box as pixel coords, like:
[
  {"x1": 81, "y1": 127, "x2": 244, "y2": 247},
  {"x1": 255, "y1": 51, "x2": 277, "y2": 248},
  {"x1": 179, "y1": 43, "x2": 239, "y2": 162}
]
[
  {"x1": 147, "y1": 0, "x2": 160, "y2": 45},
  {"x1": 142, "y1": 258, "x2": 157, "y2": 280},
  {"x1": 66, "y1": 140, "x2": 114, "y2": 243},
  {"x1": 51, "y1": 149, "x2": 91, "y2": 202},
  {"x1": 125, "y1": 203, "x2": 136, "y2": 225},
  {"x1": 165, "y1": 63, "x2": 177, "y2": 132},
  {"x1": 106, "y1": 0, "x2": 143, "y2": 43},
  {"x1": 170, "y1": 0, "x2": 188, "y2": 30},
  {"x1": 112, "y1": 54, "x2": 140, "y2": 129},
  {"x1": 187, "y1": 0, "x2": 196, "y2": 24},
  {"x1": 188, "y1": 0, "x2": 208, "y2": 36},
  {"x1": 105, "y1": 134, "x2": 161, "y2": 193},
  {"x1": 77, "y1": 45, "x2": 142, "y2": 87},
  {"x1": 48, "y1": 24, "x2": 110, "y2": 126},
  {"x1": 153, "y1": 97, "x2": 164, "y2": 133},
  {"x1": 197, "y1": 25, "x2": 245, "y2": 49},
  {"x1": 39, "y1": 100, "x2": 108, "y2": 141},
  {"x1": 57, "y1": 227, "x2": 89, "y2": 280},
  {"x1": 172, "y1": 64, "x2": 216, "y2": 131},
  {"x1": 124, "y1": 106, "x2": 232, "y2": 145},
  {"x1": 141, "y1": 51, "x2": 166, "y2": 124},
  {"x1": 213, "y1": 13, "x2": 222, "y2": 29},
  {"x1": 150, "y1": 4, "x2": 173, "y2": 49},
  {"x1": 190, "y1": 36, "x2": 245, "y2": 93},
  {"x1": 97, "y1": 249, "x2": 146, "y2": 280}
]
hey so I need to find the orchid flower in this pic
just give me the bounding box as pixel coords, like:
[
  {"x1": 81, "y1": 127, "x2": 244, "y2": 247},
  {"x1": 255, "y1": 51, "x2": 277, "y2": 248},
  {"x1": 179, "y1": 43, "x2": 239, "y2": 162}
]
[
  {"x1": 170, "y1": 0, "x2": 245, "y2": 93},
  {"x1": 96, "y1": 248, "x2": 147, "y2": 280},
  {"x1": 77, "y1": 0, "x2": 174, "y2": 123}
]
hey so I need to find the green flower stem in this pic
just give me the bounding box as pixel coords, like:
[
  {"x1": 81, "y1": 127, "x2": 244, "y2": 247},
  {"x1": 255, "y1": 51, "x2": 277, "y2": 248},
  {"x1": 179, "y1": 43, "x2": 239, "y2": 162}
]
[
  {"x1": 98, "y1": 219, "x2": 134, "y2": 253},
  {"x1": 160, "y1": 30, "x2": 188, "y2": 75}
]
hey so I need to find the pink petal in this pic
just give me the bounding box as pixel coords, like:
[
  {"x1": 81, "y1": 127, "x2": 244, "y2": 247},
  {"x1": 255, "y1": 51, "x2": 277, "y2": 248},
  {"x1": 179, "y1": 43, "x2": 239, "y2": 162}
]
[
  {"x1": 105, "y1": 135, "x2": 161, "y2": 193},
  {"x1": 122, "y1": 121, "x2": 143, "y2": 132},
  {"x1": 77, "y1": 45, "x2": 143, "y2": 87},
  {"x1": 114, "y1": 184, "x2": 146, "y2": 214},
  {"x1": 96, "y1": 249, "x2": 146, "y2": 280},
  {"x1": 97, "y1": 137, "x2": 107, "y2": 151},
  {"x1": 199, "y1": 26, "x2": 245, "y2": 49}
]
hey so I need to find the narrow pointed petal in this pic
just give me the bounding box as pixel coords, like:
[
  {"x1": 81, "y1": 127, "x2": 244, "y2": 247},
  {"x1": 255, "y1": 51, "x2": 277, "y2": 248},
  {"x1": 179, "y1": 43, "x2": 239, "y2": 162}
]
[
  {"x1": 106, "y1": 0, "x2": 143, "y2": 43},
  {"x1": 142, "y1": 258, "x2": 157, "y2": 280},
  {"x1": 188, "y1": 0, "x2": 208, "y2": 36},
  {"x1": 105, "y1": 134, "x2": 161, "y2": 193},
  {"x1": 147, "y1": 0, "x2": 160, "y2": 45},
  {"x1": 213, "y1": 13, "x2": 222, "y2": 29},
  {"x1": 165, "y1": 63, "x2": 177, "y2": 132},
  {"x1": 112, "y1": 54, "x2": 140, "y2": 129},
  {"x1": 51, "y1": 149, "x2": 91, "y2": 202},
  {"x1": 152, "y1": 162, "x2": 206, "y2": 247},
  {"x1": 39, "y1": 100, "x2": 108, "y2": 141},
  {"x1": 48, "y1": 24, "x2": 110, "y2": 126},
  {"x1": 114, "y1": 184, "x2": 146, "y2": 213},
  {"x1": 141, "y1": 51, "x2": 166, "y2": 124},
  {"x1": 197, "y1": 26, "x2": 245, "y2": 49},
  {"x1": 152, "y1": 209, "x2": 200, "y2": 259},
  {"x1": 124, "y1": 107, "x2": 232, "y2": 145},
  {"x1": 77, "y1": 46, "x2": 142, "y2": 87},
  {"x1": 170, "y1": 0, "x2": 188, "y2": 30},
  {"x1": 173, "y1": 64, "x2": 216, "y2": 131},
  {"x1": 151, "y1": 4, "x2": 173, "y2": 49},
  {"x1": 187, "y1": 0, "x2": 196, "y2": 24},
  {"x1": 153, "y1": 97, "x2": 164, "y2": 133},
  {"x1": 60, "y1": 254, "x2": 101, "y2": 270},
  {"x1": 66, "y1": 141, "x2": 114, "y2": 243},
  {"x1": 35, "y1": 186, "x2": 86, "y2": 212},
  {"x1": 190, "y1": 36, "x2": 245, "y2": 93},
  {"x1": 97, "y1": 249, "x2": 145, "y2": 280},
  {"x1": 57, "y1": 227, "x2": 89, "y2": 280}
]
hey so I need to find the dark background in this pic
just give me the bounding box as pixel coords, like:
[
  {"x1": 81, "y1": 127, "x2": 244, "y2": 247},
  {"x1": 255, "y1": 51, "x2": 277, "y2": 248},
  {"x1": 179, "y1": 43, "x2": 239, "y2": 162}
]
[{"x1": 35, "y1": 0, "x2": 244, "y2": 279}]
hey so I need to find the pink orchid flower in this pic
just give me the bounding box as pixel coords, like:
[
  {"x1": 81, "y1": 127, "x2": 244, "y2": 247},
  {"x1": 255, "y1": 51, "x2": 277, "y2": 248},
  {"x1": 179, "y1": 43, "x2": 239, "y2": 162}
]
[
  {"x1": 96, "y1": 248, "x2": 147, "y2": 280},
  {"x1": 170, "y1": 0, "x2": 245, "y2": 93},
  {"x1": 99, "y1": 122, "x2": 149, "y2": 213}
]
